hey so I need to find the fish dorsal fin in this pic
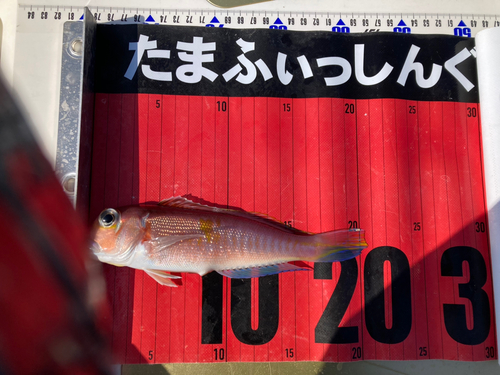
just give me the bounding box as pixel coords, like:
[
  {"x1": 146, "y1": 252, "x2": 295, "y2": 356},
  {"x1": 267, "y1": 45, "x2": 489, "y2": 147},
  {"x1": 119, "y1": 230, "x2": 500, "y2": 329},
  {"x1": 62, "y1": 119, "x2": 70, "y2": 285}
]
[
  {"x1": 238, "y1": 211, "x2": 311, "y2": 235},
  {"x1": 158, "y1": 196, "x2": 218, "y2": 210},
  {"x1": 158, "y1": 196, "x2": 310, "y2": 235}
]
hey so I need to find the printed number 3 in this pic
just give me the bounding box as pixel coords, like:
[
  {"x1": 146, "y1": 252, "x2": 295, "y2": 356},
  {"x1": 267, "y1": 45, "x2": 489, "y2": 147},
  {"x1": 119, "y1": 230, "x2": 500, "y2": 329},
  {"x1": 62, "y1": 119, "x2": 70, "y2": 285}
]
[{"x1": 441, "y1": 246, "x2": 490, "y2": 345}]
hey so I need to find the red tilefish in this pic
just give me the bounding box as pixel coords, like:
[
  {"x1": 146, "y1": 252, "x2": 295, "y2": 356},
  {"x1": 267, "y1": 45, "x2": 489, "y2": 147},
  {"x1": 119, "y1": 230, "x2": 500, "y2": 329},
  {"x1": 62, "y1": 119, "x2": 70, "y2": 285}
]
[{"x1": 90, "y1": 197, "x2": 367, "y2": 287}]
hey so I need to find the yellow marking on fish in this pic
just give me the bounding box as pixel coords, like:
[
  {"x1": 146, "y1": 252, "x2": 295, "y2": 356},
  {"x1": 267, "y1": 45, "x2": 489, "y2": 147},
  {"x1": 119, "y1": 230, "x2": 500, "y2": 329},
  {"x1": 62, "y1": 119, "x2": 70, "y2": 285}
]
[{"x1": 199, "y1": 218, "x2": 220, "y2": 244}]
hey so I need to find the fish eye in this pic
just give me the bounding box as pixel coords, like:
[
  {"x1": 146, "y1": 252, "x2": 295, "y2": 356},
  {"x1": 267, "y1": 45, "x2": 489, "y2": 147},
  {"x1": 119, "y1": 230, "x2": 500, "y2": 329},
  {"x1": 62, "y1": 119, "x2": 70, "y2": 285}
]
[{"x1": 99, "y1": 208, "x2": 120, "y2": 228}]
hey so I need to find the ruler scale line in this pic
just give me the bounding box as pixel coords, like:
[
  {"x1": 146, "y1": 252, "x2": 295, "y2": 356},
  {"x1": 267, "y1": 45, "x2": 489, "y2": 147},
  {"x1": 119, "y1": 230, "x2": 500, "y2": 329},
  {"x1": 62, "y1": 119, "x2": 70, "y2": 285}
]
[{"x1": 18, "y1": 4, "x2": 500, "y2": 35}]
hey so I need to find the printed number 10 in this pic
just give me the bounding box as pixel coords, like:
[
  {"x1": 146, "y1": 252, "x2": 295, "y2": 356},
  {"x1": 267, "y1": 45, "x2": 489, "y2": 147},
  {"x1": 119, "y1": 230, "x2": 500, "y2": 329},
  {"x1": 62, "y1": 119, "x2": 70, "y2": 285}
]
[
  {"x1": 217, "y1": 101, "x2": 227, "y2": 112},
  {"x1": 214, "y1": 348, "x2": 225, "y2": 360}
]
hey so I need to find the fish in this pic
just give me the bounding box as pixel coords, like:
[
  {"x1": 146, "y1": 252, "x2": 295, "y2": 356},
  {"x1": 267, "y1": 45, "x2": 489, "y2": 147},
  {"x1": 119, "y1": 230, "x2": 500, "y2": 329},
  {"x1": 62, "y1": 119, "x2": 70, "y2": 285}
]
[{"x1": 90, "y1": 196, "x2": 367, "y2": 287}]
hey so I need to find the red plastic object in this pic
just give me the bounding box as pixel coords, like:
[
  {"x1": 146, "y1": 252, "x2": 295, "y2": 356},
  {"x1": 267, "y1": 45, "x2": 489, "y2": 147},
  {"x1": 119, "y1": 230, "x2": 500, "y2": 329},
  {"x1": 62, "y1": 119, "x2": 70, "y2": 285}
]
[{"x1": 0, "y1": 79, "x2": 112, "y2": 374}]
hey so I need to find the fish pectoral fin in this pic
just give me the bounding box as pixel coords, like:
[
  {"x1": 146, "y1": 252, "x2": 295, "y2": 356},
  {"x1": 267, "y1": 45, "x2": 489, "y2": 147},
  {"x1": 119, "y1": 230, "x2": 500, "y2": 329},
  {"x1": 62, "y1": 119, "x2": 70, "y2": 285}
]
[
  {"x1": 216, "y1": 262, "x2": 311, "y2": 279},
  {"x1": 145, "y1": 234, "x2": 204, "y2": 253},
  {"x1": 145, "y1": 269, "x2": 181, "y2": 287}
]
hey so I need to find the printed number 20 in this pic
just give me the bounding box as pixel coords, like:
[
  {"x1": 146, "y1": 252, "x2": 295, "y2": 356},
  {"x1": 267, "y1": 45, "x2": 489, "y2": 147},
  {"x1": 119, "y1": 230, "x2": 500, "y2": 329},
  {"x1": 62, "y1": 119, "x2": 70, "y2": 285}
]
[
  {"x1": 345, "y1": 103, "x2": 355, "y2": 113},
  {"x1": 315, "y1": 246, "x2": 412, "y2": 345}
]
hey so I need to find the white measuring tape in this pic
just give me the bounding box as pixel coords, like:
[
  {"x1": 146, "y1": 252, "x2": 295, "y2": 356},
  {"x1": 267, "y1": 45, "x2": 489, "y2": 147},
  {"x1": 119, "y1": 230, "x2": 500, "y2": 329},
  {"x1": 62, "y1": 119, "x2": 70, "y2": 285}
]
[{"x1": 18, "y1": 4, "x2": 500, "y2": 37}]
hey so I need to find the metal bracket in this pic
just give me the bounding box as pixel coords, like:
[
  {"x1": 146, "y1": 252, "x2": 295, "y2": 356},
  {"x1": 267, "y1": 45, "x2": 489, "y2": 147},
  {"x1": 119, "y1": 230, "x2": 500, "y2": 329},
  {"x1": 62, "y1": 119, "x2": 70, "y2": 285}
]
[{"x1": 55, "y1": 8, "x2": 96, "y2": 221}]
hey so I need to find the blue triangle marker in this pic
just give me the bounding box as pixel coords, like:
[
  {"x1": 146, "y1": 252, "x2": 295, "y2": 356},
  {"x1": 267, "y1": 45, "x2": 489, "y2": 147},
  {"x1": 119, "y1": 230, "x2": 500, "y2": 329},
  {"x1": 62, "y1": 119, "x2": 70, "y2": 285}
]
[
  {"x1": 274, "y1": 17, "x2": 283, "y2": 24},
  {"x1": 79, "y1": 14, "x2": 84, "y2": 20},
  {"x1": 146, "y1": 15, "x2": 155, "y2": 22},
  {"x1": 337, "y1": 19, "x2": 345, "y2": 25},
  {"x1": 210, "y1": 16, "x2": 220, "y2": 23},
  {"x1": 458, "y1": 20, "x2": 466, "y2": 26},
  {"x1": 398, "y1": 20, "x2": 407, "y2": 26}
]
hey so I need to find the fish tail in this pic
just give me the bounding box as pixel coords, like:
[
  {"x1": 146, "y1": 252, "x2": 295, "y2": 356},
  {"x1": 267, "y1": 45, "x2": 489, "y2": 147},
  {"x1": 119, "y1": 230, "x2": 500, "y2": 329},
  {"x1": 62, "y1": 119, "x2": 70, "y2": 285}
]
[{"x1": 309, "y1": 229, "x2": 367, "y2": 262}]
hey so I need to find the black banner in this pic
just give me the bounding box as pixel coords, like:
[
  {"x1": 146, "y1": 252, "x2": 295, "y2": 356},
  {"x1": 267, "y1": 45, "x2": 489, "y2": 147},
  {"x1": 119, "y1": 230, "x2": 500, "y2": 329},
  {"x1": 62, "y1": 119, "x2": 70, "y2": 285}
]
[{"x1": 95, "y1": 24, "x2": 478, "y2": 102}]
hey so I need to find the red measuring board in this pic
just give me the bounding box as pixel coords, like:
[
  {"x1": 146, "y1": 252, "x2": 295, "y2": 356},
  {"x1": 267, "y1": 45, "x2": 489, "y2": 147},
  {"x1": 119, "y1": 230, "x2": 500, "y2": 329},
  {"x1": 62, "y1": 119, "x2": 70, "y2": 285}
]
[{"x1": 90, "y1": 25, "x2": 496, "y2": 363}]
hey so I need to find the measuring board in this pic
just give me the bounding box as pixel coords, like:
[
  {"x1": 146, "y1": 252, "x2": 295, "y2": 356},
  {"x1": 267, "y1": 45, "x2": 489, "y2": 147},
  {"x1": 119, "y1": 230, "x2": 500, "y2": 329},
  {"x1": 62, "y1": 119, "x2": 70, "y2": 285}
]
[
  {"x1": 16, "y1": 3, "x2": 498, "y2": 365},
  {"x1": 17, "y1": 4, "x2": 500, "y2": 35}
]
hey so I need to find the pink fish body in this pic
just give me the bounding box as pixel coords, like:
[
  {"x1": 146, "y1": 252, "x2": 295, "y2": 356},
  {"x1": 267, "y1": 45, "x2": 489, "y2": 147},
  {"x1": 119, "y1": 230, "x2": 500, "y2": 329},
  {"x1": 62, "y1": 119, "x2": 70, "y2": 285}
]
[{"x1": 90, "y1": 197, "x2": 367, "y2": 286}]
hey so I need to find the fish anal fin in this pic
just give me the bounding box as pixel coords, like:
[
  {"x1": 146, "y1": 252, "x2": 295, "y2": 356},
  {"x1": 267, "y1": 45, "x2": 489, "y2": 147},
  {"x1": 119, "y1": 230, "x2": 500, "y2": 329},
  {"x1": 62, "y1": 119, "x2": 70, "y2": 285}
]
[
  {"x1": 288, "y1": 260, "x2": 313, "y2": 269},
  {"x1": 315, "y1": 247, "x2": 364, "y2": 262},
  {"x1": 216, "y1": 262, "x2": 311, "y2": 279},
  {"x1": 145, "y1": 269, "x2": 182, "y2": 287}
]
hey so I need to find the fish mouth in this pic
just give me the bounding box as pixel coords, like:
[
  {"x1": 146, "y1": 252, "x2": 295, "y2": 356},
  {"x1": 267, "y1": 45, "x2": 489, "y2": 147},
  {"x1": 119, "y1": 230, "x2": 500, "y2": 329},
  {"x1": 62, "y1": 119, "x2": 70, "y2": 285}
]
[
  {"x1": 89, "y1": 237, "x2": 138, "y2": 266},
  {"x1": 90, "y1": 240, "x2": 103, "y2": 255},
  {"x1": 90, "y1": 241, "x2": 109, "y2": 263},
  {"x1": 89, "y1": 241, "x2": 119, "y2": 264}
]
